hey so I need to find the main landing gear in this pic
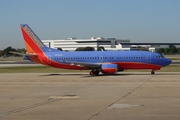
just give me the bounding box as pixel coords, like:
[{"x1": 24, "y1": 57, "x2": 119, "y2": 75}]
[
  {"x1": 151, "y1": 70, "x2": 155, "y2": 75},
  {"x1": 89, "y1": 70, "x2": 99, "y2": 76}
]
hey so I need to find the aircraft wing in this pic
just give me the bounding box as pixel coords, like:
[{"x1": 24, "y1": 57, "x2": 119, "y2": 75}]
[
  {"x1": 10, "y1": 52, "x2": 37, "y2": 56},
  {"x1": 63, "y1": 61, "x2": 102, "y2": 69}
]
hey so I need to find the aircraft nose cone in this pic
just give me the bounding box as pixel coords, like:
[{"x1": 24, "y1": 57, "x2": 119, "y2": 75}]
[
  {"x1": 159, "y1": 58, "x2": 172, "y2": 67},
  {"x1": 165, "y1": 58, "x2": 172, "y2": 66}
]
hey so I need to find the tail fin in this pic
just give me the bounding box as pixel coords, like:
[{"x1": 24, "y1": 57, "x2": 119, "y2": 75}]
[{"x1": 20, "y1": 24, "x2": 57, "y2": 53}]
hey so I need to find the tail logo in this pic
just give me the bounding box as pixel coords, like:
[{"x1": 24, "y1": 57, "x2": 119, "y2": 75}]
[{"x1": 23, "y1": 25, "x2": 44, "y2": 49}]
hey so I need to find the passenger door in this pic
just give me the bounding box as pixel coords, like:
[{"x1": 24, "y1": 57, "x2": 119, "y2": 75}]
[
  {"x1": 146, "y1": 54, "x2": 151, "y2": 63},
  {"x1": 99, "y1": 56, "x2": 103, "y2": 62}
]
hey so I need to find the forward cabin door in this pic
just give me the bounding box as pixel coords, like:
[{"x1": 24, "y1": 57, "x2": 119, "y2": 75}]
[
  {"x1": 99, "y1": 56, "x2": 103, "y2": 62},
  {"x1": 146, "y1": 54, "x2": 151, "y2": 63}
]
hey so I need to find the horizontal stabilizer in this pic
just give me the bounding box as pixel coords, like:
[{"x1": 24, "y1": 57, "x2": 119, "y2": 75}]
[{"x1": 10, "y1": 51, "x2": 37, "y2": 56}]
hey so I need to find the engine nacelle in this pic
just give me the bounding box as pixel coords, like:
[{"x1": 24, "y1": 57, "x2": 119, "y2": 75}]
[{"x1": 101, "y1": 64, "x2": 118, "y2": 74}]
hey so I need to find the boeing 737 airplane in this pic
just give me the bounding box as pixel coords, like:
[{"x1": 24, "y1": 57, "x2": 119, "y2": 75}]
[{"x1": 12, "y1": 24, "x2": 172, "y2": 76}]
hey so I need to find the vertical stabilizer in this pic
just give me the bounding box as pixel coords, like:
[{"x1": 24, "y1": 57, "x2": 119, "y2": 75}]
[{"x1": 20, "y1": 24, "x2": 57, "y2": 53}]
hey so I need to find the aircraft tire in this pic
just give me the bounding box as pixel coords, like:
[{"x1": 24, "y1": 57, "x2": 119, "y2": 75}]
[
  {"x1": 90, "y1": 71, "x2": 94, "y2": 76},
  {"x1": 94, "y1": 70, "x2": 99, "y2": 76},
  {"x1": 151, "y1": 70, "x2": 155, "y2": 75},
  {"x1": 90, "y1": 70, "x2": 99, "y2": 76}
]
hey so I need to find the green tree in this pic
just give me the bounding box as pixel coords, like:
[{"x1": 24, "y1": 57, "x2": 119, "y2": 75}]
[
  {"x1": 57, "y1": 48, "x2": 63, "y2": 51},
  {"x1": 139, "y1": 47, "x2": 148, "y2": 51},
  {"x1": 75, "y1": 47, "x2": 84, "y2": 51},
  {"x1": 169, "y1": 47, "x2": 177, "y2": 54},
  {"x1": 14, "y1": 48, "x2": 27, "y2": 57},
  {"x1": 76, "y1": 47, "x2": 95, "y2": 51},
  {"x1": 164, "y1": 48, "x2": 170, "y2": 55},
  {"x1": 83, "y1": 47, "x2": 95, "y2": 51},
  {"x1": 3, "y1": 46, "x2": 16, "y2": 56},
  {"x1": 177, "y1": 48, "x2": 180, "y2": 54},
  {"x1": 0, "y1": 50, "x2": 3, "y2": 57},
  {"x1": 97, "y1": 46, "x2": 105, "y2": 51},
  {"x1": 16, "y1": 48, "x2": 26, "y2": 53},
  {"x1": 157, "y1": 48, "x2": 164, "y2": 54}
]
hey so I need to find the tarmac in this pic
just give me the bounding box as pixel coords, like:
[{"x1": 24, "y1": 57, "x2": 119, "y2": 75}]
[{"x1": 0, "y1": 72, "x2": 180, "y2": 120}]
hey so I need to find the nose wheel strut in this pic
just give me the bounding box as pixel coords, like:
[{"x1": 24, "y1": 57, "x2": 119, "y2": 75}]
[{"x1": 151, "y1": 70, "x2": 155, "y2": 75}]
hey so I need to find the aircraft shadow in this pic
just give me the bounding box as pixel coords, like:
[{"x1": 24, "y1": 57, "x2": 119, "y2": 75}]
[
  {"x1": 82, "y1": 74, "x2": 129, "y2": 78},
  {"x1": 40, "y1": 72, "x2": 180, "y2": 77},
  {"x1": 40, "y1": 73, "x2": 84, "y2": 76}
]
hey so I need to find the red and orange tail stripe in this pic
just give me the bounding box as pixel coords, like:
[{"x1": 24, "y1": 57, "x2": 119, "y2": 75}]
[{"x1": 20, "y1": 25, "x2": 45, "y2": 54}]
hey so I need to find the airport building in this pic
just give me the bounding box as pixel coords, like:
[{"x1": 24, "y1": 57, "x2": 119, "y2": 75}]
[
  {"x1": 42, "y1": 37, "x2": 131, "y2": 51},
  {"x1": 42, "y1": 38, "x2": 180, "y2": 52},
  {"x1": 122, "y1": 43, "x2": 180, "y2": 52}
]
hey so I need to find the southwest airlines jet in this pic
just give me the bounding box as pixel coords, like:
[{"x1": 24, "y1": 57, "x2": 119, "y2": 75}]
[{"x1": 13, "y1": 24, "x2": 171, "y2": 76}]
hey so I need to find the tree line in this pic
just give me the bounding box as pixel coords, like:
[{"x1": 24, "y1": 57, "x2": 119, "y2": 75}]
[
  {"x1": 157, "y1": 47, "x2": 180, "y2": 55},
  {"x1": 0, "y1": 46, "x2": 105, "y2": 57},
  {"x1": 75, "y1": 46, "x2": 105, "y2": 51},
  {"x1": 0, "y1": 46, "x2": 26, "y2": 57},
  {"x1": 1, "y1": 46, "x2": 180, "y2": 57}
]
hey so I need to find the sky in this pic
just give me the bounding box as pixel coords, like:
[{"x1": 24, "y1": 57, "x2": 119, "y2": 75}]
[{"x1": 0, "y1": 0, "x2": 180, "y2": 49}]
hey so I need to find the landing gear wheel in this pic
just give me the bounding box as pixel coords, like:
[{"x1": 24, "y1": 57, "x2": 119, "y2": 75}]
[
  {"x1": 94, "y1": 70, "x2": 99, "y2": 76},
  {"x1": 89, "y1": 71, "x2": 94, "y2": 76},
  {"x1": 89, "y1": 70, "x2": 99, "y2": 76},
  {"x1": 151, "y1": 70, "x2": 155, "y2": 75}
]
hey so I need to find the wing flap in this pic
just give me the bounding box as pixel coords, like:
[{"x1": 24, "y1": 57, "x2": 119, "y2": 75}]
[{"x1": 63, "y1": 61, "x2": 101, "y2": 69}]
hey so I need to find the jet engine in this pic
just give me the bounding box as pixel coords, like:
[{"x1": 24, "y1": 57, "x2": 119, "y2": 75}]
[{"x1": 101, "y1": 64, "x2": 118, "y2": 74}]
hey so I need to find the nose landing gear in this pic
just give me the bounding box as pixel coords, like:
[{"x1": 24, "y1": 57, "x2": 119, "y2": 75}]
[{"x1": 151, "y1": 70, "x2": 155, "y2": 75}]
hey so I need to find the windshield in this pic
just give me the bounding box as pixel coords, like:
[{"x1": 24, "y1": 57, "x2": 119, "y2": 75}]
[{"x1": 156, "y1": 54, "x2": 164, "y2": 58}]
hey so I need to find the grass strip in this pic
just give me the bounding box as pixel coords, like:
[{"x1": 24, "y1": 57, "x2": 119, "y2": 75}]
[{"x1": 0, "y1": 66, "x2": 88, "y2": 73}]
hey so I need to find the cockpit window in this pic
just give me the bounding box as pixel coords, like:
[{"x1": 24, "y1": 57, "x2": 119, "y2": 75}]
[
  {"x1": 161, "y1": 55, "x2": 164, "y2": 58},
  {"x1": 156, "y1": 54, "x2": 164, "y2": 58}
]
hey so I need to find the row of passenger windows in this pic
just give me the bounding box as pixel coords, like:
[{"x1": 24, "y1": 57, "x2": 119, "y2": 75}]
[{"x1": 54, "y1": 56, "x2": 146, "y2": 60}]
